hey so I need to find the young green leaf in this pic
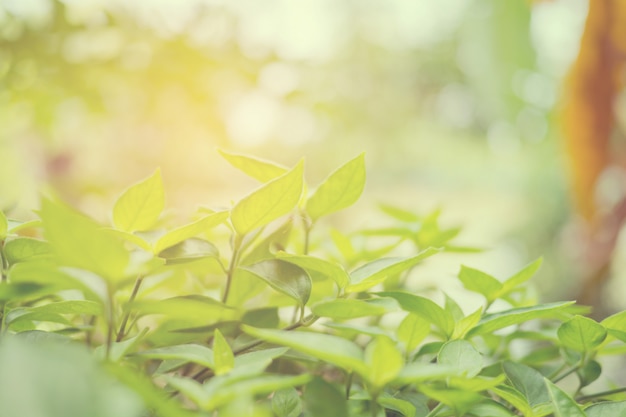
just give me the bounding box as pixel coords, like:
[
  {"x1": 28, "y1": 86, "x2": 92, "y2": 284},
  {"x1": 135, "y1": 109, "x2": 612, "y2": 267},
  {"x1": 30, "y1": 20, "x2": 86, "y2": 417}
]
[
  {"x1": 239, "y1": 259, "x2": 311, "y2": 307},
  {"x1": 544, "y1": 378, "x2": 586, "y2": 417},
  {"x1": 437, "y1": 340, "x2": 483, "y2": 378},
  {"x1": 467, "y1": 301, "x2": 575, "y2": 337},
  {"x1": 113, "y1": 168, "x2": 164, "y2": 232},
  {"x1": 452, "y1": 307, "x2": 483, "y2": 340},
  {"x1": 231, "y1": 160, "x2": 304, "y2": 235},
  {"x1": 311, "y1": 298, "x2": 389, "y2": 319},
  {"x1": 241, "y1": 325, "x2": 368, "y2": 377},
  {"x1": 365, "y1": 335, "x2": 404, "y2": 389},
  {"x1": 585, "y1": 400, "x2": 626, "y2": 417},
  {"x1": 347, "y1": 247, "x2": 440, "y2": 293},
  {"x1": 276, "y1": 252, "x2": 350, "y2": 289},
  {"x1": 306, "y1": 153, "x2": 366, "y2": 221},
  {"x1": 272, "y1": 387, "x2": 301, "y2": 417},
  {"x1": 458, "y1": 265, "x2": 502, "y2": 302},
  {"x1": 378, "y1": 291, "x2": 454, "y2": 337},
  {"x1": 134, "y1": 344, "x2": 214, "y2": 369},
  {"x1": 502, "y1": 361, "x2": 550, "y2": 407},
  {"x1": 39, "y1": 198, "x2": 130, "y2": 282},
  {"x1": 557, "y1": 315, "x2": 607, "y2": 352},
  {"x1": 397, "y1": 313, "x2": 430, "y2": 354},
  {"x1": 3, "y1": 237, "x2": 51, "y2": 264},
  {"x1": 377, "y1": 395, "x2": 416, "y2": 417},
  {"x1": 0, "y1": 210, "x2": 7, "y2": 239},
  {"x1": 219, "y1": 149, "x2": 288, "y2": 182},
  {"x1": 500, "y1": 258, "x2": 543, "y2": 295},
  {"x1": 153, "y1": 211, "x2": 228, "y2": 254},
  {"x1": 213, "y1": 329, "x2": 234, "y2": 375},
  {"x1": 602, "y1": 310, "x2": 626, "y2": 342}
]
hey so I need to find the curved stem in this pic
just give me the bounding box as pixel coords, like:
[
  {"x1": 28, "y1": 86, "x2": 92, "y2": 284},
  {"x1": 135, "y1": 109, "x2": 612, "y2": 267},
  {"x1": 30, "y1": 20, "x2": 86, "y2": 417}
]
[
  {"x1": 116, "y1": 275, "x2": 144, "y2": 342},
  {"x1": 577, "y1": 386, "x2": 626, "y2": 402},
  {"x1": 222, "y1": 235, "x2": 243, "y2": 304}
]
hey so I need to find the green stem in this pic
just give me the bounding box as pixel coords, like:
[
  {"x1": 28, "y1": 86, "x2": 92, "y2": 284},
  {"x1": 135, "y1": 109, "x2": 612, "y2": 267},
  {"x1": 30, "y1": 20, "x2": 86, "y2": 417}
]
[
  {"x1": 105, "y1": 285, "x2": 115, "y2": 360},
  {"x1": 345, "y1": 372, "x2": 353, "y2": 399},
  {"x1": 425, "y1": 403, "x2": 445, "y2": 417},
  {"x1": 222, "y1": 235, "x2": 243, "y2": 304},
  {"x1": 576, "y1": 386, "x2": 626, "y2": 401},
  {"x1": 116, "y1": 275, "x2": 144, "y2": 342},
  {"x1": 0, "y1": 244, "x2": 7, "y2": 283},
  {"x1": 552, "y1": 365, "x2": 579, "y2": 383}
]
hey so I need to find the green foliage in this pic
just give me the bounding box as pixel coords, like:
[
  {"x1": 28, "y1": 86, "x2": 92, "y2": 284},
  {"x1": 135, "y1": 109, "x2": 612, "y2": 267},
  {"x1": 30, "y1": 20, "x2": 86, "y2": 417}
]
[{"x1": 0, "y1": 150, "x2": 625, "y2": 417}]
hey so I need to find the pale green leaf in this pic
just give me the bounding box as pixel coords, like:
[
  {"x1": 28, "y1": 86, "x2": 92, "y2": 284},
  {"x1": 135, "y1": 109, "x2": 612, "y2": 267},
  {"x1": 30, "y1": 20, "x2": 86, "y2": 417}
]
[
  {"x1": 545, "y1": 378, "x2": 586, "y2": 417},
  {"x1": 276, "y1": 252, "x2": 350, "y2": 289},
  {"x1": 378, "y1": 203, "x2": 420, "y2": 223},
  {"x1": 153, "y1": 211, "x2": 228, "y2": 254},
  {"x1": 378, "y1": 291, "x2": 454, "y2": 337},
  {"x1": 306, "y1": 153, "x2": 366, "y2": 221},
  {"x1": 231, "y1": 160, "x2": 304, "y2": 235},
  {"x1": 452, "y1": 307, "x2": 483, "y2": 340},
  {"x1": 239, "y1": 259, "x2": 311, "y2": 306},
  {"x1": 0, "y1": 210, "x2": 7, "y2": 239},
  {"x1": 557, "y1": 315, "x2": 607, "y2": 352},
  {"x1": 213, "y1": 329, "x2": 234, "y2": 375},
  {"x1": 347, "y1": 247, "x2": 440, "y2": 293},
  {"x1": 312, "y1": 298, "x2": 389, "y2": 320},
  {"x1": 232, "y1": 347, "x2": 289, "y2": 377},
  {"x1": 302, "y1": 377, "x2": 347, "y2": 417},
  {"x1": 503, "y1": 361, "x2": 550, "y2": 407},
  {"x1": 418, "y1": 386, "x2": 483, "y2": 416},
  {"x1": 586, "y1": 400, "x2": 626, "y2": 417},
  {"x1": 158, "y1": 238, "x2": 219, "y2": 264},
  {"x1": 468, "y1": 400, "x2": 516, "y2": 417},
  {"x1": 394, "y1": 363, "x2": 457, "y2": 384},
  {"x1": 458, "y1": 265, "x2": 502, "y2": 302},
  {"x1": 241, "y1": 325, "x2": 367, "y2": 377},
  {"x1": 272, "y1": 387, "x2": 301, "y2": 417},
  {"x1": 491, "y1": 385, "x2": 533, "y2": 417},
  {"x1": 39, "y1": 198, "x2": 130, "y2": 282},
  {"x1": 3, "y1": 238, "x2": 51, "y2": 264},
  {"x1": 135, "y1": 344, "x2": 214, "y2": 368},
  {"x1": 438, "y1": 340, "x2": 483, "y2": 378},
  {"x1": 468, "y1": 301, "x2": 575, "y2": 336},
  {"x1": 397, "y1": 313, "x2": 430, "y2": 353},
  {"x1": 113, "y1": 169, "x2": 164, "y2": 232},
  {"x1": 377, "y1": 395, "x2": 416, "y2": 417},
  {"x1": 102, "y1": 229, "x2": 152, "y2": 252},
  {"x1": 500, "y1": 258, "x2": 543, "y2": 295},
  {"x1": 602, "y1": 310, "x2": 626, "y2": 342},
  {"x1": 219, "y1": 149, "x2": 288, "y2": 182},
  {"x1": 365, "y1": 335, "x2": 404, "y2": 389}
]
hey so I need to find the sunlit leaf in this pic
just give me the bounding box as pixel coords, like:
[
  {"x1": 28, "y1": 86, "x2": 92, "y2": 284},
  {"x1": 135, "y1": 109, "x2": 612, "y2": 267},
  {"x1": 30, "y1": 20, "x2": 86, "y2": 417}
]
[
  {"x1": 378, "y1": 291, "x2": 454, "y2": 337},
  {"x1": 545, "y1": 378, "x2": 586, "y2": 417},
  {"x1": 239, "y1": 259, "x2": 311, "y2": 307},
  {"x1": 557, "y1": 315, "x2": 607, "y2": 352},
  {"x1": 276, "y1": 252, "x2": 350, "y2": 289},
  {"x1": 397, "y1": 313, "x2": 430, "y2": 354},
  {"x1": 500, "y1": 258, "x2": 543, "y2": 295},
  {"x1": 365, "y1": 335, "x2": 403, "y2": 389},
  {"x1": 213, "y1": 329, "x2": 234, "y2": 375},
  {"x1": 306, "y1": 153, "x2": 366, "y2": 221},
  {"x1": 135, "y1": 344, "x2": 214, "y2": 368},
  {"x1": 378, "y1": 203, "x2": 420, "y2": 223},
  {"x1": 452, "y1": 307, "x2": 483, "y2": 340},
  {"x1": 602, "y1": 310, "x2": 626, "y2": 342},
  {"x1": 502, "y1": 361, "x2": 550, "y2": 408},
  {"x1": 3, "y1": 237, "x2": 51, "y2": 264},
  {"x1": 458, "y1": 265, "x2": 502, "y2": 302},
  {"x1": 437, "y1": 340, "x2": 482, "y2": 378},
  {"x1": 158, "y1": 238, "x2": 219, "y2": 264},
  {"x1": 312, "y1": 298, "x2": 389, "y2": 319},
  {"x1": 347, "y1": 247, "x2": 439, "y2": 293},
  {"x1": 468, "y1": 302, "x2": 575, "y2": 336},
  {"x1": 242, "y1": 325, "x2": 367, "y2": 377},
  {"x1": 153, "y1": 211, "x2": 228, "y2": 254},
  {"x1": 231, "y1": 160, "x2": 304, "y2": 235},
  {"x1": 377, "y1": 395, "x2": 416, "y2": 417},
  {"x1": 219, "y1": 149, "x2": 288, "y2": 182},
  {"x1": 113, "y1": 169, "x2": 164, "y2": 232}
]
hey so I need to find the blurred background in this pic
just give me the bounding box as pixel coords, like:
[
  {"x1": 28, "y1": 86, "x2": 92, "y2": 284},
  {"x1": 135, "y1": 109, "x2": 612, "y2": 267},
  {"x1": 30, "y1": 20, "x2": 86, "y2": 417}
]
[{"x1": 2, "y1": 0, "x2": 624, "y2": 310}]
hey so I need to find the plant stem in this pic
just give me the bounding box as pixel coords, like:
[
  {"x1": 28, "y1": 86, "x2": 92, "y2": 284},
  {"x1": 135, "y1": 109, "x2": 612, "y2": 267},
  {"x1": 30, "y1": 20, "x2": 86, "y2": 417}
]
[
  {"x1": 222, "y1": 235, "x2": 243, "y2": 304},
  {"x1": 552, "y1": 365, "x2": 579, "y2": 383},
  {"x1": 576, "y1": 386, "x2": 626, "y2": 402},
  {"x1": 425, "y1": 403, "x2": 444, "y2": 417},
  {"x1": 116, "y1": 275, "x2": 144, "y2": 342},
  {"x1": 345, "y1": 372, "x2": 353, "y2": 399},
  {"x1": 0, "y1": 245, "x2": 7, "y2": 283},
  {"x1": 105, "y1": 286, "x2": 115, "y2": 360}
]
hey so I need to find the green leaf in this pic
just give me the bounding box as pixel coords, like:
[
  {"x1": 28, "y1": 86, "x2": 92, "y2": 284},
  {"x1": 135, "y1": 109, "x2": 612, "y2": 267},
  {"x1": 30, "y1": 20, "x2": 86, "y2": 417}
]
[
  {"x1": 437, "y1": 340, "x2": 482, "y2": 378},
  {"x1": 378, "y1": 291, "x2": 454, "y2": 337},
  {"x1": 503, "y1": 361, "x2": 550, "y2": 407},
  {"x1": 0, "y1": 210, "x2": 7, "y2": 239},
  {"x1": 272, "y1": 387, "x2": 302, "y2": 417},
  {"x1": 113, "y1": 169, "x2": 164, "y2": 232},
  {"x1": 39, "y1": 198, "x2": 130, "y2": 282},
  {"x1": 602, "y1": 310, "x2": 626, "y2": 342},
  {"x1": 418, "y1": 386, "x2": 483, "y2": 416},
  {"x1": 577, "y1": 359, "x2": 601, "y2": 387},
  {"x1": 500, "y1": 258, "x2": 543, "y2": 295},
  {"x1": 557, "y1": 315, "x2": 607, "y2": 352},
  {"x1": 378, "y1": 203, "x2": 420, "y2": 223},
  {"x1": 158, "y1": 238, "x2": 219, "y2": 264},
  {"x1": 153, "y1": 211, "x2": 228, "y2": 254},
  {"x1": 219, "y1": 149, "x2": 288, "y2": 182},
  {"x1": 452, "y1": 307, "x2": 483, "y2": 340},
  {"x1": 6, "y1": 300, "x2": 101, "y2": 327},
  {"x1": 347, "y1": 247, "x2": 440, "y2": 293},
  {"x1": 458, "y1": 265, "x2": 502, "y2": 302},
  {"x1": 232, "y1": 347, "x2": 289, "y2": 377},
  {"x1": 586, "y1": 400, "x2": 626, "y2": 417},
  {"x1": 276, "y1": 252, "x2": 350, "y2": 289},
  {"x1": 302, "y1": 377, "x2": 347, "y2": 417},
  {"x1": 306, "y1": 153, "x2": 365, "y2": 221},
  {"x1": 468, "y1": 400, "x2": 516, "y2": 417},
  {"x1": 365, "y1": 335, "x2": 404, "y2": 389},
  {"x1": 311, "y1": 298, "x2": 389, "y2": 320},
  {"x1": 544, "y1": 378, "x2": 586, "y2": 417},
  {"x1": 394, "y1": 363, "x2": 458, "y2": 384},
  {"x1": 377, "y1": 395, "x2": 416, "y2": 417},
  {"x1": 397, "y1": 313, "x2": 430, "y2": 354},
  {"x1": 102, "y1": 229, "x2": 152, "y2": 252},
  {"x1": 468, "y1": 301, "x2": 575, "y2": 336},
  {"x1": 491, "y1": 385, "x2": 533, "y2": 416},
  {"x1": 3, "y1": 238, "x2": 51, "y2": 264},
  {"x1": 231, "y1": 160, "x2": 304, "y2": 235},
  {"x1": 213, "y1": 329, "x2": 234, "y2": 375},
  {"x1": 241, "y1": 325, "x2": 367, "y2": 377},
  {"x1": 239, "y1": 259, "x2": 311, "y2": 307},
  {"x1": 135, "y1": 344, "x2": 214, "y2": 369},
  {"x1": 132, "y1": 295, "x2": 235, "y2": 323}
]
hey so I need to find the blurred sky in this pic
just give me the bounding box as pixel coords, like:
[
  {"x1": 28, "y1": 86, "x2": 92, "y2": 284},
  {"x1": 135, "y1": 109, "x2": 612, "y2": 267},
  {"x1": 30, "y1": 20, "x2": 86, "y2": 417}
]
[{"x1": 0, "y1": 0, "x2": 595, "y2": 302}]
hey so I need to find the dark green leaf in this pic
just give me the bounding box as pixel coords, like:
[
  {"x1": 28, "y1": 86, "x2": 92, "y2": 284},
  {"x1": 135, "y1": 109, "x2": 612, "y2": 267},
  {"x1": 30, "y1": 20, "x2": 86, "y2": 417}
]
[
  {"x1": 272, "y1": 387, "x2": 301, "y2": 417},
  {"x1": 302, "y1": 377, "x2": 347, "y2": 417},
  {"x1": 240, "y1": 259, "x2": 311, "y2": 307},
  {"x1": 503, "y1": 361, "x2": 550, "y2": 407}
]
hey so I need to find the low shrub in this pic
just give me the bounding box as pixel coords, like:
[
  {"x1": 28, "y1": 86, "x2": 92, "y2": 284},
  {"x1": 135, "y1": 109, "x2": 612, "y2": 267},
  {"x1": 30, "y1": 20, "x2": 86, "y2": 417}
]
[{"x1": 0, "y1": 151, "x2": 625, "y2": 417}]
